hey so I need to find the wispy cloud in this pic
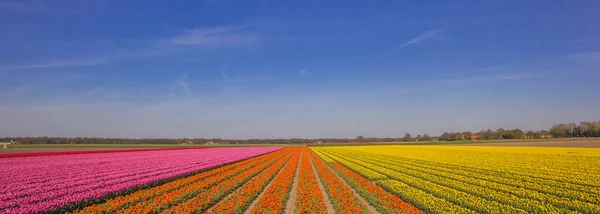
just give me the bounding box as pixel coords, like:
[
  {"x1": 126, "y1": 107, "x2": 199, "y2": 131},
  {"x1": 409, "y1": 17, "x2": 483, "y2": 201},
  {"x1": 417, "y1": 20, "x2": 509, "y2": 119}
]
[
  {"x1": 399, "y1": 28, "x2": 445, "y2": 48},
  {"x1": 219, "y1": 71, "x2": 229, "y2": 80},
  {"x1": 0, "y1": 0, "x2": 44, "y2": 12},
  {"x1": 175, "y1": 72, "x2": 191, "y2": 96},
  {"x1": 496, "y1": 73, "x2": 534, "y2": 80},
  {"x1": 14, "y1": 59, "x2": 107, "y2": 69},
  {"x1": 78, "y1": 84, "x2": 106, "y2": 100},
  {"x1": 570, "y1": 35, "x2": 600, "y2": 43},
  {"x1": 441, "y1": 72, "x2": 537, "y2": 85},
  {"x1": 299, "y1": 69, "x2": 308, "y2": 75},
  {"x1": 167, "y1": 72, "x2": 192, "y2": 99},
  {"x1": 164, "y1": 26, "x2": 260, "y2": 48},
  {"x1": 570, "y1": 51, "x2": 600, "y2": 62},
  {"x1": 4, "y1": 48, "x2": 166, "y2": 69},
  {"x1": 3, "y1": 25, "x2": 259, "y2": 70}
]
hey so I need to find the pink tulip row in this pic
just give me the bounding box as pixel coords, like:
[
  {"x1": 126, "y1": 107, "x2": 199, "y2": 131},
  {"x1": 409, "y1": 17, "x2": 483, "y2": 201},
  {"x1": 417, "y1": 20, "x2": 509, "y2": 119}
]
[
  {"x1": 0, "y1": 147, "x2": 202, "y2": 159},
  {"x1": 0, "y1": 147, "x2": 281, "y2": 213}
]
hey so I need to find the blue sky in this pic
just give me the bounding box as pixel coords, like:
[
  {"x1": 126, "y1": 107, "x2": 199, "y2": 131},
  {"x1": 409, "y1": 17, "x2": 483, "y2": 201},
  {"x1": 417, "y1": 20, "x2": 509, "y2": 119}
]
[{"x1": 1, "y1": 0, "x2": 599, "y2": 138}]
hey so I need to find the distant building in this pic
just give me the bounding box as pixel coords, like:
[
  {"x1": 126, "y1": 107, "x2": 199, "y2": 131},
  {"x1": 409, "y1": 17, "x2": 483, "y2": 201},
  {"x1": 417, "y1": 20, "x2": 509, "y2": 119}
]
[
  {"x1": 471, "y1": 135, "x2": 481, "y2": 140},
  {"x1": 0, "y1": 140, "x2": 14, "y2": 148}
]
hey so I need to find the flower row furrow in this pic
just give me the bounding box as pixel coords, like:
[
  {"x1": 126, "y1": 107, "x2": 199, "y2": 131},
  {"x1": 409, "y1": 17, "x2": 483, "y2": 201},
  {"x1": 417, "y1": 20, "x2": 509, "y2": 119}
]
[
  {"x1": 325, "y1": 149, "x2": 557, "y2": 213},
  {"x1": 312, "y1": 148, "x2": 424, "y2": 214},
  {"x1": 116, "y1": 149, "x2": 292, "y2": 214},
  {"x1": 336, "y1": 149, "x2": 600, "y2": 202},
  {"x1": 295, "y1": 148, "x2": 326, "y2": 214},
  {"x1": 342, "y1": 150, "x2": 600, "y2": 213},
  {"x1": 0, "y1": 147, "x2": 281, "y2": 213},
  {"x1": 308, "y1": 149, "x2": 368, "y2": 214},
  {"x1": 158, "y1": 149, "x2": 294, "y2": 214},
  {"x1": 249, "y1": 148, "x2": 301, "y2": 214},
  {"x1": 313, "y1": 146, "x2": 600, "y2": 214},
  {"x1": 73, "y1": 148, "x2": 285, "y2": 213},
  {"x1": 206, "y1": 148, "x2": 301, "y2": 213}
]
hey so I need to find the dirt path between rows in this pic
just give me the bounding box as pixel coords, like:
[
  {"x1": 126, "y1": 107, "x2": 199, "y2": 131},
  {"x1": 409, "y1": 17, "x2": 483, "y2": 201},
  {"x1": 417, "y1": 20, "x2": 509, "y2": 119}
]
[
  {"x1": 315, "y1": 152, "x2": 381, "y2": 214},
  {"x1": 283, "y1": 149, "x2": 303, "y2": 214},
  {"x1": 245, "y1": 150, "x2": 299, "y2": 214},
  {"x1": 308, "y1": 152, "x2": 336, "y2": 214}
]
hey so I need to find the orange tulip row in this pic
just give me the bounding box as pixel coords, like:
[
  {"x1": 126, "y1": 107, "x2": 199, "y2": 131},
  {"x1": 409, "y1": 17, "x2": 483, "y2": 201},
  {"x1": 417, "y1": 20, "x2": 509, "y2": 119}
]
[
  {"x1": 249, "y1": 148, "x2": 301, "y2": 214},
  {"x1": 206, "y1": 148, "x2": 302, "y2": 214},
  {"x1": 329, "y1": 162, "x2": 424, "y2": 214},
  {"x1": 72, "y1": 148, "x2": 288, "y2": 214},
  {"x1": 159, "y1": 149, "x2": 295, "y2": 213},
  {"x1": 308, "y1": 149, "x2": 369, "y2": 214},
  {"x1": 295, "y1": 148, "x2": 327, "y2": 214}
]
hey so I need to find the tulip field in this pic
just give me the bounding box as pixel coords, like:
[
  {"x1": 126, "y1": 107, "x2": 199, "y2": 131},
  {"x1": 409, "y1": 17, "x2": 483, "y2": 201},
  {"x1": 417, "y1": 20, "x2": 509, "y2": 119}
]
[
  {"x1": 312, "y1": 145, "x2": 600, "y2": 214},
  {"x1": 1, "y1": 145, "x2": 599, "y2": 214}
]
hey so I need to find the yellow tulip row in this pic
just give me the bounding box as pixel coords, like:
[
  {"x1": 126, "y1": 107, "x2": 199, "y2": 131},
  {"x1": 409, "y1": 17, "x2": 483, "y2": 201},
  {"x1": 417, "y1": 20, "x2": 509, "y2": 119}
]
[
  {"x1": 319, "y1": 151, "x2": 387, "y2": 180},
  {"x1": 312, "y1": 146, "x2": 600, "y2": 214},
  {"x1": 322, "y1": 150, "x2": 535, "y2": 213},
  {"x1": 378, "y1": 153, "x2": 600, "y2": 199},
  {"x1": 378, "y1": 180, "x2": 474, "y2": 214},
  {"x1": 312, "y1": 149, "x2": 334, "y2": 163},
  {"x1": 331, "y1": 149, "x2": 600, "y2": 212},
  {"x1": 344, "y1": 146, "x2": 600, "y2": 188},
  {"x1": 346, "y1": 149, "x2": 600, "y2": 213}
]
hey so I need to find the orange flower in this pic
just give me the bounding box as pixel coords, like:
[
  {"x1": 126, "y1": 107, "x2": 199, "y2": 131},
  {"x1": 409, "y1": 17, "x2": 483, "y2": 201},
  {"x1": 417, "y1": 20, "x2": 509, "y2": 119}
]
[
  {"x1": 295, "y1": 148, "x2": 327, "y2": 214},
  {"x1": 72, "y1": 149, "x2": 291, "y2": 214},
  {"x1": 329, "y1": 161, "x2": 424, "y2": 214},
  {"x1": 206, "y1": 149, "x2": 301, "y2": 214},
  {"x1": 308, "y1": 150, "x2": 368, "y2": 213},
  {"x1": 250, "y1": 148, "x2": 302, "y2": 214}
]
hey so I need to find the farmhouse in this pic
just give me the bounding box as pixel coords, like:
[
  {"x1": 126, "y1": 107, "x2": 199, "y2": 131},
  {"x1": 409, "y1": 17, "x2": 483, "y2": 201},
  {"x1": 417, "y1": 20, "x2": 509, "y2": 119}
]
[{"x1": 0, "y1": 139, "x2": 14, "y2": 148}]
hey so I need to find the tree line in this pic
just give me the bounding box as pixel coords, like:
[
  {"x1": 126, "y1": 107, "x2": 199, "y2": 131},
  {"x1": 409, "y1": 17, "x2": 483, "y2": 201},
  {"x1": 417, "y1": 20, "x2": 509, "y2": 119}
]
[
  {"x1": 438, "y1": 121, "x2": 600, "y2": 141},
  {"x1": 2, "y1": 120, "x2": 598, "y2": 144}
]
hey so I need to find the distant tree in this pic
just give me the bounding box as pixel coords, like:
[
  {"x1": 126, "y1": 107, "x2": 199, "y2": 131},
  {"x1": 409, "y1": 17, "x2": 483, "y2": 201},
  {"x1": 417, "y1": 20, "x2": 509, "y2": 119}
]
[
  {"x1": 421, "y1": 134, "x2": 432, "y2": 141},
  {"x1": 496, "y1": 128, "x2": 506, "y2": 139},
  {"x1": 462, "y1": 131, "x2": 473, "y2": 141},
  {"x1": 550, "y1": 124, "x2": 569, "y2": 138},
  {"x1": 416, "y1": 134, "x2": 422, "y2": 141},
  {"x1": 403, "y1": 133, "x2": 412, "y2": 142},
  {"x1": 356, "y1": 135, "x2": 365, "y2": 142},
  {"x1": 572, "y1": 123, "x2": 584, "y2": 137},
  {"x1": 439, "y1": 132, "x2": 450, "y2": 141},
  {"x1": 525, "y1": 130, "x2": 535, "y2": 139},
  {"x1": 503, "y1": 129, "x2": 524, "y2": 139},
  {"x1": 588, "y1": 122, "x2": 600, "y2": 137}
]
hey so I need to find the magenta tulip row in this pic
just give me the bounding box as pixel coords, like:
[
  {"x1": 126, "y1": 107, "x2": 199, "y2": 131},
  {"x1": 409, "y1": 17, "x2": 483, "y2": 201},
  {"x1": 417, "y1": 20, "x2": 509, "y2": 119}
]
[{"x1": 0, "y1": 147, "x2": 280, "y2": 213}]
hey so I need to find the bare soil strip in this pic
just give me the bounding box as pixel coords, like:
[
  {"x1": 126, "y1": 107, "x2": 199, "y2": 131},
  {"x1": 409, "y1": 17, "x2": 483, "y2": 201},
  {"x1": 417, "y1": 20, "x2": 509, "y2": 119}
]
[
  {"x1": 284, "y1": 149, "x2": 303, "y2": 214},
  {"x1": 308, "y1": 152, "x2": 336, "y2": 214},
  {"x1": 245, "y1": 150, "x2": 300, "y2": 214},
  {"x1": 315, "y1": 151, "x2": 381, "y2": 214}
]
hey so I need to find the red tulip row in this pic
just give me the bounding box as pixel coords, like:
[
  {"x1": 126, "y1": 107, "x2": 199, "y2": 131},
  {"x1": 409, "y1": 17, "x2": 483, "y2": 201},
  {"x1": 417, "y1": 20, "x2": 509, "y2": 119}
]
[
  {"x1": 329, "y1": 161, "x2": 424, "y2": 214},
  {"x1": 249, "y1": 148, "x2": 301, "y2": 214},
  {"x1": 295, "y1": 148, "x2": 327, "y2": 214},
  {"x1": 73, "y1": 148, "x2": 288, "y2": 213},
  {"x1": 1, "y1": 147, "x2": 281, "y2": 214},
  {"x1": 308, "y1": 149, "x2": 369, "y2": 214},
  {"x1": 206, "y1": 148, "x2": 302, "y2": 213},
  {"x1": 159, "y1": 149, "x2": 295, "y2": 213}
]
